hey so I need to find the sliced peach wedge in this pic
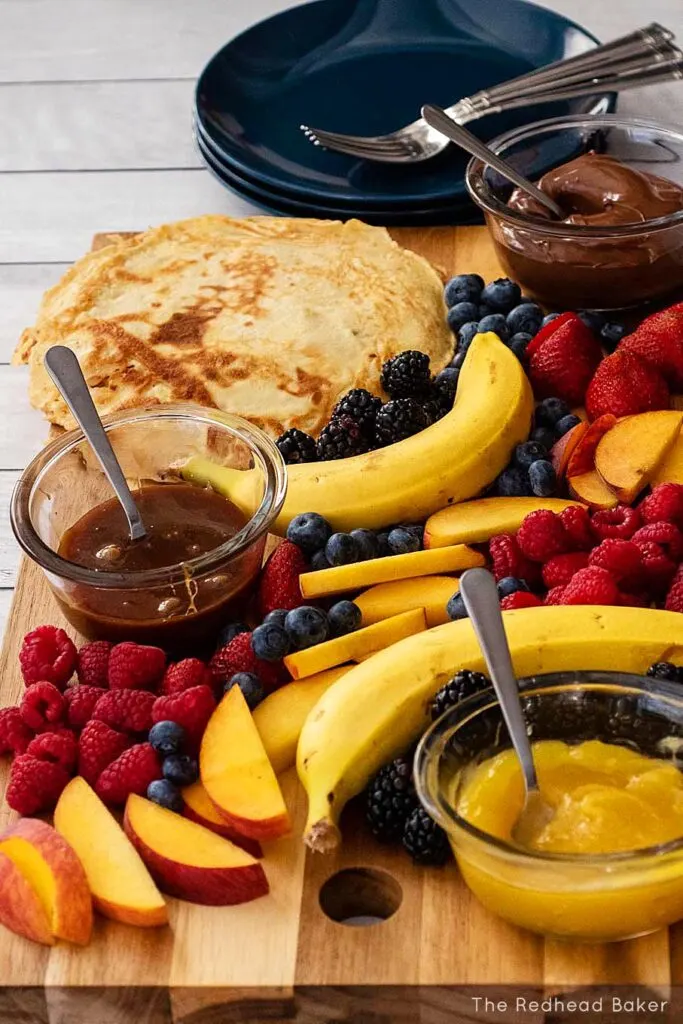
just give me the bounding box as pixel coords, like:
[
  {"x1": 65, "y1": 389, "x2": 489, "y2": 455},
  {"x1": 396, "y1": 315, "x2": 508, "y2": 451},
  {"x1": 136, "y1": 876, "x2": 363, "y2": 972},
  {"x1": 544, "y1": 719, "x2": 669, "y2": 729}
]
[
  {"x1": 595, "y1": 410, "x2": 683, "y2": 503},
  {"x1": 0, "y1": 851, "x2": 54, "y2": 946},
  {"x1": 182, "y1": 780, "x2": 263, "y2": 858},
  {"x1": 568, "y1": 469, "x2": 618, "y2": 510},
  {"x1": 201, "y1": 686, "x2": 290, "y2": 842}
]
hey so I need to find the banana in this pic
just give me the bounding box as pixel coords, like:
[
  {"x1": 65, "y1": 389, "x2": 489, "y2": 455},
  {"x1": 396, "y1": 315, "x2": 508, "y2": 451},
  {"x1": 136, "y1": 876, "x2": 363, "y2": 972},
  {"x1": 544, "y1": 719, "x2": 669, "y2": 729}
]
[
  {"x1": 297, "y1": 606, "x2": 683, "y2": 852},
  {"x1": 182, "y1": 332, "x2": 533, "y2": 533}
]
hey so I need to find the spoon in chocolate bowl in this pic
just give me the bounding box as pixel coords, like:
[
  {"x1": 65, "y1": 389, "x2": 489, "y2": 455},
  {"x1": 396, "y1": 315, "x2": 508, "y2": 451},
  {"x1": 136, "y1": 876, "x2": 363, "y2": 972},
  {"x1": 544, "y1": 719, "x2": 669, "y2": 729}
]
[
  {"x1": 44, "y1": 345, "x2": 148, "y2": 542},
  {"x1": 421, "y1": 105, "x2": 565, "y2": 220},
  {"x1": 458, "y1": 568, "x2": 554, "y2": 847}
]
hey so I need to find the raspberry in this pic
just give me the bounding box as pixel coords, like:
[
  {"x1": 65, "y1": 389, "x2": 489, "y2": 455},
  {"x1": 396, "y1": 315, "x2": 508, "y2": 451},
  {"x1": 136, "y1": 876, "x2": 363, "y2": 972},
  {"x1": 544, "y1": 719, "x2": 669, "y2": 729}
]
[
  {"x1": 161, "y1": 658, "x2": 213, "y2": 696},
  {"x1": 257, "y1": 541, "x2": 309, "y2": 617},
  {"x1": 561, "y1": 567, "x2": 621, "y2": 606},
  {"x1": 95, "y1": 743, "x2": 161, "y2": 807},
  {"x1": 517, "y1": 510, "x2": 570, "y2": 563},
  {"x1": 6, "y1": 754, "x2": 69, "y2": 814},
  {"x1": 544, "y1": 585, "x2": 567, "y2": 605},
  {"x1": 107, "y1": 642, "x2": 166, "y2": 691},
  {"x1": 210, "y1": 633, "x2": 285, "y2": 693},
  {"x1": 26, "y1": 729, "x2": 77, "y2": 771},
  {"x1": 0, "y1": 707, "x2": 34, "y2": 756},
  {"x1": 20, "y1": 682, "x2": 66, "y2": 732},
  {"x1": 588, "y1": 540, "x2": 644, "y2": 588},
  {"x1": 639, "y1": 484, "x2": 683, "y2": 527},
  {"x1": 64, "y1": 684, "x2": 106, "y2": 730},
  {"x1": 632, "y1": 522, "x2": 683, "y2": 561},
  {"x1": 620, "y1": 591, "x2": 650, "y2": 608},
  {"x1": 76, "y1": 640, "x2": 112, "y2": 688},
  {"x1": 92, "y1": 688, "x2": 156, "y2": 734},
  {"x1": 559, "y1": 505, "x2": 595, "y2": 550},
  {"x1": 488, "y1": 534, "x2": 540, "y2": 587},
  {"x1": 591, "y1": 505, "x2": 641, "y2": 541},
  {"x1": 634, "y1": 540, "x2": 678, "y2": 595},
  {"x1": 78, "y1": 719, "x2": 130, "y2": 786},
  {"x1": 151, "y1": 685, "x2": 216, "y2": 751},
  {"x1": 541, "y1": 551, "x2": 590, "y2": 588},
  {"x1": 500, "y1": 592, "x2": 543, "y2": 611},
  {"x1": 665, "y1": 579, "x2": 683, "y2": 613},
  {"x1": 19, "y1": 625, "x2": 76, "y2": 690}
]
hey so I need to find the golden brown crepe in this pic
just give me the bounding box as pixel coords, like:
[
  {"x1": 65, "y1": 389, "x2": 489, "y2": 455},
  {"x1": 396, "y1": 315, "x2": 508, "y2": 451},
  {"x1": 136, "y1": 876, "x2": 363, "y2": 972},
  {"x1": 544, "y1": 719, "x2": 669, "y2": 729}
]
[{"x1": 15, "y1": 216, "x2": 453, "y2": 437}]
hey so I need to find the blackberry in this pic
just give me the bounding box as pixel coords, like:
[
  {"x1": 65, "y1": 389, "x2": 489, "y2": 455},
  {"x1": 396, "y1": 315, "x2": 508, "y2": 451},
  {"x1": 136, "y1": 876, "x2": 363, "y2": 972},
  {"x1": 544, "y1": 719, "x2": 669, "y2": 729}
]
[
  {"x1": 375, "y1": 398, "x2": 429, "y2": 445},
  {"x1": 647, "y1": 662, "x2": 683, "y2": 684},
  {"x1": 276, "y1": 428, "x2": 317, "y2": 465},
  {"x1": 332, "y1": 388, "x2": 382, "y2": 434},
  {"x1": 317, "y1": 416, "x2": 371, "y2": 460},
  {"x1": 431, "y1": 670, "x2": 491, "y2": 720},
  {"x1": 365, "y1": 756, "x2": 418, "y2": 842},
  {"x1": 402, "y1": 807, "x2": 451, "y2": 866},
  {"x1": 380, "y1": 350, "x2": 431, "y2": 399}
]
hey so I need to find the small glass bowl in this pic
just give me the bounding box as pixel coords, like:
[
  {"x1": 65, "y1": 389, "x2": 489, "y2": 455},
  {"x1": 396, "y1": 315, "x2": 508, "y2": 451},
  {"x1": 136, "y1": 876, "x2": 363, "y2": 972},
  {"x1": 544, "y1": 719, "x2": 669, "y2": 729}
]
[
  {"x1": 11, "y1": 404, "x2": 286, "y2": 652},
  {"x1": 466, "y1": 115, "x2": 683, "y2": 310},
  {"x1": 415, "y1": 672, "x2": 683, "y2": 942}
]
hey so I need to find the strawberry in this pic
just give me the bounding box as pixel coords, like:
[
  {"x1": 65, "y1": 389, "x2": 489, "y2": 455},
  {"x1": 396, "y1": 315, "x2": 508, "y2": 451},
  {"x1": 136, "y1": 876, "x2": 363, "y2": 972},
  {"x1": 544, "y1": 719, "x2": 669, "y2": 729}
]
[
  {"x1": 257, "y1": 541, "x2": 309, "y2": 617},
  {"x1": 527, "y1": 313, "x2": 603, "y2": 405},
  {"x1": 618, "y1": 302, "x2": 683, "y2": 390},
  {"x1": 585, "y1": 351, "x2": 669, "y2": 421}
]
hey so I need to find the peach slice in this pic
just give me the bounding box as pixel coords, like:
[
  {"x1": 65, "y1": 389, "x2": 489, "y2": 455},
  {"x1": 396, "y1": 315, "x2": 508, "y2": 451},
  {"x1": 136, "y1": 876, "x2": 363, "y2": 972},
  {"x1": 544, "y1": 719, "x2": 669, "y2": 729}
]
[
  {"x1": 568, "y1": 469, "x2": 619, "y2": 510},
  {"x1": 284, "y1": 607, "x2": 427, "y2": 680},
  {"x1": 201, "y1": 687, "x2": 290, "y2": 841},
  {"x1": 182, "y1": 781, "x2": 263, "y2": 858},
  {"x1": 299, "y1": 544, "x2": 484, "y2": 599},
  {"x1": 54, "y1": 777, "x2": 168, "y2": 928},
  {"x1": 652, "y1": 433, "x2": 683, "y2": 486},
  {"x1": 124, "y1": 795, "x2": 269, "y2": 906},
  {"x1": 0, "y1": 819, "x2": 92, "y2": 945},
  {"x1": 354, "y1": 575, "x2": 456, "y2": 628},
  {"x1": 595, "y1": 410, "x2": 683, "y2": 503},
  {"x1": 0, "y1": 851, "x2": 54, "y2": 946},
  {"x1": 550, "y1": 422, "x2": 588, "y2": 480},
  {"x1": 566, "y1": 414, "x2": 618, "y2": 478},
  {"x1": 423, "y1": 497, "x2": 580, "y2": 548}
]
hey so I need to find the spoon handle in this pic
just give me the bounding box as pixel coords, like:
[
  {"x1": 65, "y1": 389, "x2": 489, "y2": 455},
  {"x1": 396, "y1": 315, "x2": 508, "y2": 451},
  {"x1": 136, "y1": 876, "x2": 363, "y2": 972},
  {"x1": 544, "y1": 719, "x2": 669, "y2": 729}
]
[
  {"x1": 44, "y1": 346, "x2": 147, "y2": 541},
  {"x1": 421, "y1": 104, "x2": 565, "y2": 219},
  {"x1": 458, "y1": 568, "x2": 539, "y2": 793}
]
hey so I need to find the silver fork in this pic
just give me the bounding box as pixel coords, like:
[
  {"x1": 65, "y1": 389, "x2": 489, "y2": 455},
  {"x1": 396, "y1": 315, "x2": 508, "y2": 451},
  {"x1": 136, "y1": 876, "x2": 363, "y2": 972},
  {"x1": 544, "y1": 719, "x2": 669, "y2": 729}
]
[{"x1": 301, "y1": 24, "x2": 682, "y2": 163}]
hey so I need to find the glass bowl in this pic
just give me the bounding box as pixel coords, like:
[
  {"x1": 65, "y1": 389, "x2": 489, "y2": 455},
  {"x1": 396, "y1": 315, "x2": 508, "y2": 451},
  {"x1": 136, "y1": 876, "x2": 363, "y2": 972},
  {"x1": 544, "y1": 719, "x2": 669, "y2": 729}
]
[
  {"x1": 415, "y1": 671, "x2": 683, "y2": 942},
  {"x1": 465, "y1": 115, "x2": 683, "y2": 310},
  {"x1": 11, "y1": 404, "x2": 286, "y2": 652}
]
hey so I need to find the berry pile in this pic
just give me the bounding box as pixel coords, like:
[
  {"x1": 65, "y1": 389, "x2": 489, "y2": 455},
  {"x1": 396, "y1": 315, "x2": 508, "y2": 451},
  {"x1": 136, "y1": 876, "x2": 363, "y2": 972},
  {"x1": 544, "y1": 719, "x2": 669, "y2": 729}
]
[
  {"x1": 285, "y1": 511, "x2": 424, "y2": 571},
  {"x1": 493, "y1": 397, "x2": 581, "y2": 499}
]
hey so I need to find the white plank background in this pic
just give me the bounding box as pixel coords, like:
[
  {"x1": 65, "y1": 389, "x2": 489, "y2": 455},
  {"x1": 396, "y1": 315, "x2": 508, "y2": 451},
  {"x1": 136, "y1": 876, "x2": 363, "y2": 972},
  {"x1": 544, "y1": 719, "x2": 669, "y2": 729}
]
[{"x1": 1, "y1": 0, "x2": 682, "y2": 640}]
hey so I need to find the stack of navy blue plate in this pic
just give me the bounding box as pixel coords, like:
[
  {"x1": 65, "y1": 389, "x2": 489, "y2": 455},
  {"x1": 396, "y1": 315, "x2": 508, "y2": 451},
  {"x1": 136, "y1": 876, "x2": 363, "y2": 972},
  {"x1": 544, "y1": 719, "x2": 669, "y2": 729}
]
[{"x1": 194, "y1": 0, "x2": 612, "y2": 225}]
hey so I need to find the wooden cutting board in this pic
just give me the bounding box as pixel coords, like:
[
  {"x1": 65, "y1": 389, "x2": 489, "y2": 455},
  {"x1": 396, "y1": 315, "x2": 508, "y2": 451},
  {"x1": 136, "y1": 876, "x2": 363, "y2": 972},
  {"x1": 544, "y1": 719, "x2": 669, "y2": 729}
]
[{"x1": 0, "y1": 227, "x2": 679, "y2": 1024}]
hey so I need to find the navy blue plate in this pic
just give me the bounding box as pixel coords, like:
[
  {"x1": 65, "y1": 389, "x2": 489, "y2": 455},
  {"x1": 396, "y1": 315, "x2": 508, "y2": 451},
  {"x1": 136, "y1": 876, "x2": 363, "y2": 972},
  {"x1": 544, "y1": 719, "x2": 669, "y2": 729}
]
[{"x1": 195, "y1": 0, "x2": 612, "y2": 209}]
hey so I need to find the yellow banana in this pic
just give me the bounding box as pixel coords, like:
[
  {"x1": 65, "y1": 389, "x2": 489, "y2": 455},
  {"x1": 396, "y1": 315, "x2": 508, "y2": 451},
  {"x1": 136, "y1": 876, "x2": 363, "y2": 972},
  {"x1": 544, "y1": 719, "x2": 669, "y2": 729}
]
[
  {"x1": 297, "y1": 606, "x2": 683, "y2": 852},
  {"x1": 182, "y1": 332, "x2": 533, "y2": 533}
]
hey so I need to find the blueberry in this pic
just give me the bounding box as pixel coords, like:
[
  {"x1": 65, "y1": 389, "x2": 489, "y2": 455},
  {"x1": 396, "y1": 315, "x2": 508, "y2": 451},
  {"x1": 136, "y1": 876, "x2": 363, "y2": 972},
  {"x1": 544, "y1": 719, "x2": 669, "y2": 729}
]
[
  {"x1": 251, "y1": 622, "x2": 290, "y2": 661},
  {"x1": 350, "y1": 528, "x2": 379, "y2": 561},
  {"x1": 477, "y1": 314, "x2": 509, "y2": 341},
  {"x1": 387, "y1": 526, "x2": 421, "y2": 555},
  {"x1": 328, "y1": 600, "x2": 362, "y2": 638},
  {"x1": 535, "y1": 397, "x2": 571, "y2": 428},
  {"x1": 495, "y1": 466, "x2": 531, "y2": 497},
  {"x1": 509, "y1": 332, "x2": 533, "y2": 361},
  {"x1": 162, "y1": 754, "x2": 199, "y2": 788},
  {"x1": 506, "y1": 302, "x2": 544, "y2": 336},
  {"x1": 147, "y1": 779, "x2": 183, "y2": 813},
  {"x1": 286, "y1": 512, "x2": 332, "y2": 554},
  {"x1": 447, "y1": 301, "x2": 479, "y2": 333},
  {"x1": 450, "y1": 350, "x2": 467, "y2": 370},
  {"x1": 264, "y1": 608, "x2": 288, "y2": 628},
  {"x1": 514, "y1": 441, "x2": 548, "y2": 468},
  {"x1": 284, "y1": 605, "x2": 329, "y2": 649},
  {"x1": 435, "y1": 367, "x2": 460, "y2": 389},
  {"x1": 542, "y1": 312, "x2": 561, "y2": 328},
  {"x1": 444, "y1": 273, "x2": 484, "y2": 307},
  {"x1": 601, "y1": 321, "x2": 626, "y2": 348},
  {"x1": 529, "y1": 459, "x2": 557, "y2": 497},
  {"x1": 447, "y1": 592, "x2": 468, "y2": 621},
  {"x1": 376, "y1": 531, "x2": 391, "y2": 557},
  {"x1": 555, "y1": 413, "x2": 582, "y2": 437},
  {"x1": 325, "y1": 532, "x2": 361, "y2": 566},
  {"x1": 457, "y1": 322, "x2": 480, "y2": 350},
  {"x1": 480, "y1": 278, "x2": 522, "y2": 313},
  {"x1": 149, "y1": 721, "x2": 186, "y2": 758},
  {"x1": 215, "y1": 621, "x2": 249, "y2": 650},
  {"x1": 497, "y1": 576, "x2": 530, "y2": 598},
  {"x1": 225, "y1": 671, "x2": 264, "y2": 710},
  {"x1": 531, "y1": 426, "x2": 557, "y2": 450},
  {"x1": 578, "y1": 310, "x2": 605, "y2": 333},
  {"x1": 478, "y1": 303, "x2": 494, "y2": 319},
  {"x1": 310, "y1": 548, "x2": 331, "y2": 571}
]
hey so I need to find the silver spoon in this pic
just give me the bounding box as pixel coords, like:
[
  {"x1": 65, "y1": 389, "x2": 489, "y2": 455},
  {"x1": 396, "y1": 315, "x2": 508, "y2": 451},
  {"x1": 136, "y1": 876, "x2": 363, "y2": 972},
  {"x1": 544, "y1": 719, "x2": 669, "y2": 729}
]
[
  {"x1": 458, "y1": 568, "x2": 554, "y2": 846},
  {"x1": 421, "y1": 104, "x2": 565, "y2": 220},
  {"x1": 44, "y1": 345, "x2": 147, "y2": 542}
]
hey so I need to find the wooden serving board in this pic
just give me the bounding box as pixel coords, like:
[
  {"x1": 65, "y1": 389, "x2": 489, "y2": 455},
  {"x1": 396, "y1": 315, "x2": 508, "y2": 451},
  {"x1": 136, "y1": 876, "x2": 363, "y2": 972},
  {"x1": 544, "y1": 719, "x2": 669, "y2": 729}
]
[{"x1": 0, "y1": 228, "x2": 680, "y2": 1024}]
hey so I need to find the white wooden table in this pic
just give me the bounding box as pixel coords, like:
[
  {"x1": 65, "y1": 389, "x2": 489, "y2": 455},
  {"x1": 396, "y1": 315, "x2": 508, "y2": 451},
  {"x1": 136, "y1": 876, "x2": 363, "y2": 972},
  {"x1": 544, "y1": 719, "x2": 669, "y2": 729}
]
[{"x1": 1, "y1": 0, "x2": 682, "y2": 640}]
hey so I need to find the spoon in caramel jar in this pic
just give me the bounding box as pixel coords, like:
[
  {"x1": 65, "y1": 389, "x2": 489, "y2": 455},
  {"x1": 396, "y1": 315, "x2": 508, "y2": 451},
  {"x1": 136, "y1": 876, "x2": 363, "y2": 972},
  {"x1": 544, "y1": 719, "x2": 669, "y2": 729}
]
[
  {"x1": 459, "y1": 568, "x2": 554, "y2": 847},
  {"x1": 44, "y1": 345, "x2": 147, "y2": 541}
]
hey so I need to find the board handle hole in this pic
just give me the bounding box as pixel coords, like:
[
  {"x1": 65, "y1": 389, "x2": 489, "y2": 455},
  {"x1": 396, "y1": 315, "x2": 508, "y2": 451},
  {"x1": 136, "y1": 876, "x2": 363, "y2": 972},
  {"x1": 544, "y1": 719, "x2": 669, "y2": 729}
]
[{"x1": 318, "y1": 867, "x2": 403, "y2": 927}]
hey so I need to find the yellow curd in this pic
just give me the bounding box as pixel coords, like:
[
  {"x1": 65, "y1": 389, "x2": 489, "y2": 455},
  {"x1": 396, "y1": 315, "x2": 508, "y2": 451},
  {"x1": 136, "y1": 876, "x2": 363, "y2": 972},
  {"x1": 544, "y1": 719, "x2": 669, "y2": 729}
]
[{"x1": 451, "y1": 740, "x2": 683, "y2": 940}]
